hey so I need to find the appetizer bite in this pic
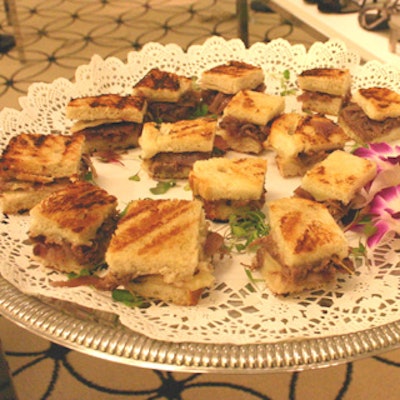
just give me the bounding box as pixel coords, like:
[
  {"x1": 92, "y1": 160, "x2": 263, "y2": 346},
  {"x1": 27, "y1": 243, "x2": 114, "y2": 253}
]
[
  {"x1": 338, "y1": 87, "x2": 400, "y2": 143},
  {"x1": 295, "y1": 150, "x2": 377, "y2": 220},
  {"x1": 217, "y1": 89, "x2": 285, "y2": 154},
  {"x1": 253, "y1": 197, "x2": 354, "y2": 295},
  {"x1": 199, "y1": 60, "x2": 265, "y2": 114},
  {"x1": 104, "y1": 199, "x2": 217, "y2": 306},
  {"x1": 66, "y1": 94, "x2": 147, "y2": 153},
  {"x1": 297, "y1": 67, "x2": 351, "y2": 116},
  {"x1": 189, "y1": 157, "x2": 267, "y2": 222},
  {"x1": 267, "y1": 113, "x2": 349, "y2": 177},
  {"x1": 0, "y1": 133, "x2": 90, "y2": 214},
  {"x1": 29, "y1": 181, "x2": 118, "y2": 273},
  {"x1": 139, "y1": 117, "x2": 217, "y2": 179},
  {"x1": 131, "y1": 68, "x2": 201, "y2": 122}
]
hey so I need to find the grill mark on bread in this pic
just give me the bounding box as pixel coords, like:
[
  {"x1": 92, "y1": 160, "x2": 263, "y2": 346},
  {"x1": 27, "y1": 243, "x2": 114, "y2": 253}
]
[
  {"x1": 134, "y1": 68, "x2": 182, "y2": 91},
  {"x1": 68, "y1": 94, "x2": 146, "y2": 111},
  {"x1": 358, "y1": 87, "x2": 400, "y2": 110},
  {"x1": 205, "y1": 60, "x2": 261, "y2": 77},
  {"x1": 111, "y1": 200, "x2": 196, "y2": 253},
  {"x1": 299, "y1": 68, "x2": 348, "y2": 79}
]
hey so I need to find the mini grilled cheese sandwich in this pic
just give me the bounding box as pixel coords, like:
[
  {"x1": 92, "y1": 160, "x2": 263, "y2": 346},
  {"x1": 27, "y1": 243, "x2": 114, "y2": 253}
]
[
  {"x1": 200, "y1": 61, "x2": 265, "y2": 114},
  {"x1": 104, "y1": 199, "x2": 217, "y2": 306},
  {"x1": 295, "y1": 150, "x2": 377, "y2": 220},
  {"x1": 66, "y1": 94, "x2": 147, "y2": 153},
  {"x1": 297, "y1": 68, "x2": 351, "y2": 116},
  {"x1": 0, "y1": 133, "x2": 90, "y2": 214},
  {"x1": 132, "y1": 68, "x2": 201, "y2": 122},
  {"x1": 253, "y1": 197, "x2": 354, "y2": 295},
  {"x1": 189, "y1": 157, "x2": 267, "y2": 221},
  {"x1": 139, "y1": 117, "x2": 217, "y2": 179},
  {"x1": 217, "y1": 90, "x2": 285, "y2": 154},
  {"x1": 267, "y1": 113, "x2": 349, "y2": 177},
  {"x1": 29, "y1": 181, "x2": 118, "y2": 273},
  {"x1": 338, "y1": 87, "x2": 400, "y2": 143}
]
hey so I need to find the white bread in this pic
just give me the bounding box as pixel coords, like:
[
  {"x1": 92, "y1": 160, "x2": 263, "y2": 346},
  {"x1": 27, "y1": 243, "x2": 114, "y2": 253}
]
[
  {"x1": 132, "y1": 68, "x2": 194, "y2": 103},
  {"x1": 189, "y1": 157, "x2": 267, "y2": 201},
  {"x1": 352, "y1": 87, "x2": 400, "y2": 121},
  {"x1": 139, "y1": 118, "x2": 216, "y2": 159},
  {"x1": 29, "y1": 181, "x2": 118, "y2": 247},
  {"x1": 297, "y1": 68, "x2": 351, "y2": 96},
  {"x1": 0, "y1": 133, "x2": 85, "y2": 183},
  {"x1": 200, "y1": 61, "x2": 265, "y2": 94},
  {"x1": 298, "y1": 92, "x2": 344, "y2": 116},
  {"x1": 267, "y1": 113, "x2": 349, "y2": 177},
  {"x1": 125, "y1": 268, "x2": 215, "y2": 306},
  {"x1": 105, "y1": 199, "x2": 211, "y2": 285},
  {"x1": 1, "y1": 182, "x2": 67, "y2": 215},
  {"x1": 222, "y1": 90, "x2": 285, "y2": 126},
  {"x1": 300, "y1": 150, "x2": 377, "y2": 205},
  {"x1": 66, "y1": 94, "x2": 147, "y2": 123}
]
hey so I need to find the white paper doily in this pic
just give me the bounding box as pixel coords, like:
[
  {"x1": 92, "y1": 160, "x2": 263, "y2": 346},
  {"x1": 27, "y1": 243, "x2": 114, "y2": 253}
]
[{"x1": 1, "y1": 37, "x2": 400, "y2": 346}]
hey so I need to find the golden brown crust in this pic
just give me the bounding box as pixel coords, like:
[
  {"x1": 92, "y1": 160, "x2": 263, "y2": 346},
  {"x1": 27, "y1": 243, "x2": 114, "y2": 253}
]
[{"x1": 0, "y1": 133, "x2": 85, "y2": 182}]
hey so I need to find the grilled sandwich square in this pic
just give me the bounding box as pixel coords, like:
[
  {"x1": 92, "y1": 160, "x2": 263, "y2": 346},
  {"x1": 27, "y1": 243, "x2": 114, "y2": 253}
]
[
  {"x1": 218, "y1": 89, "x2": 285, "y2": 154},
  {"x1": 267, "y1": 113, "x2": 349, "y2": 177},
  {"x1": 132, "y1": 68, "x2": 201, "y2": 122},
  {"x1": 139, "y1": 117, "x2": 217, "y2": 179},
  {"x1": 29, "y1": 181, "x2": 118, "y2": 273},
  {"x1": 199, "y1": 60, "x2": 265, "y2": 114},
  {"x1": 297, "y1": 68, "x2": 351, "y2": 116},
  {"x1": 296, "y1": 150, "x2": 377, "y2": 220},
  {"x1": 339, "y1": 87, "x2": 400, "y2": 143},
  {"x1": 0, "y1": 133, "x2": 89, "y2": 214},
  {"x1": 104, "y1": 199, "x2": 216, "y2": 306},
  {"x1": 66, "y1": 94, "x2": 147, "y2": 153},
  {"x1": 253, "y1": 197, "x2": 354, "y2": 295},
  {"x1": 189, "y1": 157, "x2": 267, "y2": 222}
]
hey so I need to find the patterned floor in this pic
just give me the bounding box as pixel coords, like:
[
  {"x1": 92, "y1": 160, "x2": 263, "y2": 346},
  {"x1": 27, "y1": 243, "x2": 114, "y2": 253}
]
[
  {"x1": 0, "y1": 0, "x2": 316, "y2": 111},
  {"x1": 1, "y1": 1, "x2": 400, "y2": 400}
]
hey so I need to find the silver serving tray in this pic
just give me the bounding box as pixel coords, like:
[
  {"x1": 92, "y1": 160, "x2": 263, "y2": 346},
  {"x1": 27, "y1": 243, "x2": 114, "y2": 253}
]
[{"x1": 1, "y1": 276, "x2": 399, "y2": 372}]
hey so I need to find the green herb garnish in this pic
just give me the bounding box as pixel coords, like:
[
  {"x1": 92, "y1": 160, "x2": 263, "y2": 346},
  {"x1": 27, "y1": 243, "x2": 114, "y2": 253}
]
[
  {"x1": 112, "y1": 289, "x2": 146, "y2": 308},
  {"x1": 150, "y1": 180, "x2": 176, "y2": 195},
  {"x1": 280, "y1": 69, "x2": 297, "y2": 96},
  {"x1": 129, "y1": 173, "x2": 141, "y2": 182},
  {"x1": 67, "y1": 268, "x2": 91, "y2": 280},
  {"x1": 226, "y1": 208, "x2": 269, "y2": 252}
]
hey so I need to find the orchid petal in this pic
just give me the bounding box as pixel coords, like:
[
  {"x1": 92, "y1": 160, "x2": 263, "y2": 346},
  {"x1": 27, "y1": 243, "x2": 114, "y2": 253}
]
[{"x1": 366, "y1": 219, "x2": 391, "y2": 248}]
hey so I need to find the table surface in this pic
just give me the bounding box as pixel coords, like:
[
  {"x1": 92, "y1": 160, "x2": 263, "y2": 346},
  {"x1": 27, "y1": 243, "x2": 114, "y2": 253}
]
[{"x1": 267, "y1": 0, "x2": 400, "y2": 65}]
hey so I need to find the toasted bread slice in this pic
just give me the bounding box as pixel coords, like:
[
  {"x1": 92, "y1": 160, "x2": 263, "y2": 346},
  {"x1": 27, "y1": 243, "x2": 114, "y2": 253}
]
[
  {"x1": 139, "y1": 118, "x2": 216, "y2": 159},
  {"x1": 300, "y1": 150, "x2": 377, "y2": 205},
  {"x1": 132, "y1": 68, "x2": 194, "y2": 103},
  {"x1": 190, "y1": 157, "x2": 267, "y2": 201},
  {"x1": 253, "y1": 197, "x2": 352, "y2": 295},
  {"x1": 189, "y1": 157, "x2": 267, "y2": 221},
  {"x1": 105, "y1": 199, "x2": 211, "y2": 285},
  {"x1": 222, "y1": 90, "x2": 285, "y2": 126},
  {"x1": 352, "y1": 87, "x2": 400, "y2": 121},
  {"x1": 298, "y1": 92, "x2": 345, "y2": 116},
  {"x1": 0, "y1": 133, "x2": 85, "y2": 183},
  {"x1": 29, "y1": 181, "x2": 118, "y2": 273},
  {"x1": 267, "y1": 113, "x2": 349, "y2": 177},
  {"x1": 200, "y1": 61, "x2": 265, "y2": 94},
  {"x1": 66, "y1": 94, "x2": 147, "y2": 123},
  {"x1": 297, "y1": 68, "x2": 351, "y2": 96}
]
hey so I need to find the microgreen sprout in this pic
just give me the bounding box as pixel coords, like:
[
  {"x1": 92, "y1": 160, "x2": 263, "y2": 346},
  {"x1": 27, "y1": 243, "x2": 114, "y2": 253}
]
[
  {"x1": 280, "y1": 69, "x2": 297, "y2": 96},
  {"x1": 150, "y1": 180, "x2": 176, "y2": 195},
  {"x1": 112, "y1": 289, "x2": 147, "y2": 308},
  {"x1": 226, "y1": 208, "x2": 269, "y2": 253}
]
